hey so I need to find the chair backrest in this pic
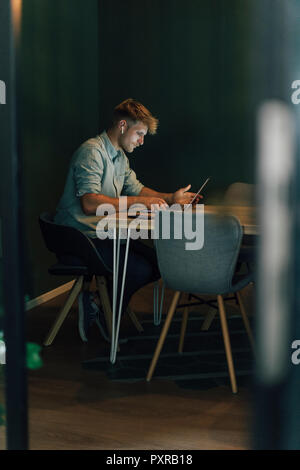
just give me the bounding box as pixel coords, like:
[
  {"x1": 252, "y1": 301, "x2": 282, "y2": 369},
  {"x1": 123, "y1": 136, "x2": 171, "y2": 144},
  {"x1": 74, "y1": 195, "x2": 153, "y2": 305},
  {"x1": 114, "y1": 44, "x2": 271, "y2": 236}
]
[
  {"x1": 154, "y1": 211, "x2": 242, "y2": 295},
  {"x1": 224, "y1": 182, "x2": 256, "y2": 207},
  {"x1": 39, "y1": 212, "x2": 111, "y2": 275}
]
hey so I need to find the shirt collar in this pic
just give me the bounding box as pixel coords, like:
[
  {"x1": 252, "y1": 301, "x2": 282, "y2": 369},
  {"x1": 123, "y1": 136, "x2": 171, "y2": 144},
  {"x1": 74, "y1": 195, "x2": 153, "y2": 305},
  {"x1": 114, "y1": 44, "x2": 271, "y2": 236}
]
[{"x1": 101, "y1": 131, "x2": 121, "y2": 161}]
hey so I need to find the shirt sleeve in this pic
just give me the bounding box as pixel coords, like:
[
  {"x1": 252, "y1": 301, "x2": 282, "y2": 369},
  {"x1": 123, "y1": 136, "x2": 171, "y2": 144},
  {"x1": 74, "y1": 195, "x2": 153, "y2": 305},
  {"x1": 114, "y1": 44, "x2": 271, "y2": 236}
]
[
  {"x1": 121, "y1": 155, "x2": 144, "y2": 196},
  {"x1": 73, "y1": 147, "x2": 104, "y2": 197}
]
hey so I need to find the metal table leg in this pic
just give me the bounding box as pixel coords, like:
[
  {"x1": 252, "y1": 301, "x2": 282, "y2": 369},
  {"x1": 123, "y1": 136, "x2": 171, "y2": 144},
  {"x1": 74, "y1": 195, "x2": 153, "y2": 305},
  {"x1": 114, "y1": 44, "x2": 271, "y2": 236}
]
[
  {"x1": 110, "y1": 227, "x2": 131, "y2": 363},
  {"x1": 153, "y1": 280, "x2": 165, "y2": 326}
]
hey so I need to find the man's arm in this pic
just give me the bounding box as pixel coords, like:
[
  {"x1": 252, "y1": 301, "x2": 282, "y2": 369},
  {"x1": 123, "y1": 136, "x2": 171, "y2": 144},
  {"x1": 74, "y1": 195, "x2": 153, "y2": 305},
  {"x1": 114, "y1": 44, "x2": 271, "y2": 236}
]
[
  {"x1": 81, "y1": 185, "x2": 202, "y2": 215},
  {"x1": 81, "y1": 192, "x2": 167, "y2": 215}
]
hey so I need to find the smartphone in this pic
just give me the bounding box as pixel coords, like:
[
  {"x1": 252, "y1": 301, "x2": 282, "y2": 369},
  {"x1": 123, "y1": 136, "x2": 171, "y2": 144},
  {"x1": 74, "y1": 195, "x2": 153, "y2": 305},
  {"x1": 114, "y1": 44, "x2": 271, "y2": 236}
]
[{"x1": 187, "y1": 177, "x2": 210, "y2": 208}]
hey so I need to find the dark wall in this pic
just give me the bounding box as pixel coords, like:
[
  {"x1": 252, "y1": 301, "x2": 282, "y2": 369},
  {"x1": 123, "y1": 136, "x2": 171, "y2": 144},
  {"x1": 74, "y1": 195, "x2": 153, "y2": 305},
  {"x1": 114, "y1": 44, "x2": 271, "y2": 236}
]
[
  {"x1": 22, "y1": 0, "x2": 255, "y2": 299},
  {"x1": 98, "y1": 0, "x2": 255, "y2": 199},
  {"x1": 21, "y1": 0, "x2": 99, "y2": 299}
]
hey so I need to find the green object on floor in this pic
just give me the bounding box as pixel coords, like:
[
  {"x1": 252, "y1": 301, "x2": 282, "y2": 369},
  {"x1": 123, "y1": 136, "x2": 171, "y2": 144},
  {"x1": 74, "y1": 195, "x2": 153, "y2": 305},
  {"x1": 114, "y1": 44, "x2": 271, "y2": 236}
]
[
  {"x1": 0, "y1": 340, "x2": 44, "y2": 425},
  {"x1": 0, "y1": 331, "x2": 4, "y2": 426},
  {"x1": 0, "y1": 333, "x2": 43, "y2": 370},
  {"x1": 26, "y1": 342, "x2": 43, "y2": 370},
  {"x1": 0, "y1": 336, "x2": 43, "y2": 427}
]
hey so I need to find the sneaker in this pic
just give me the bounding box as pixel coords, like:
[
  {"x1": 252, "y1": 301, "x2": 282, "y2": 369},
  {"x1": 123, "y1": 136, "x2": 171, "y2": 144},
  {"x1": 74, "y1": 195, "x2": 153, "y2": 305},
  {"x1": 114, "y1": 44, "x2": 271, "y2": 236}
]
[
  {"x1": 93, "y1": 291, "x2": 128, "y2": 344},
  {"x1": 78, "y1": 291, "x2": 110, "y2": 342}
]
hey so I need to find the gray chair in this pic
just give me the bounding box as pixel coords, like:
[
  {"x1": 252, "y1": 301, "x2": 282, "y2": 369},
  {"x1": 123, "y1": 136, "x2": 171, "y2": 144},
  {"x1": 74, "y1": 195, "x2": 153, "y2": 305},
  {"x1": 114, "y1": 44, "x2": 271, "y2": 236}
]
[
  {"x1": 146, "y1": 212, "x2": 255, "y2": 393},
  {"x1": 224, "y1": 182, "x2": 256, "y2": 207}
]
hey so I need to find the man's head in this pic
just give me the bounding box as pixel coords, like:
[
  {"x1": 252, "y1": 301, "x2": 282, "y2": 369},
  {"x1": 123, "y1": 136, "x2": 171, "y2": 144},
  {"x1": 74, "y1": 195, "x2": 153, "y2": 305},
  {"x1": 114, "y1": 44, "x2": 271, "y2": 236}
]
[{"x1": 112, "y1": 98, "x2": 158, "y2": 153}]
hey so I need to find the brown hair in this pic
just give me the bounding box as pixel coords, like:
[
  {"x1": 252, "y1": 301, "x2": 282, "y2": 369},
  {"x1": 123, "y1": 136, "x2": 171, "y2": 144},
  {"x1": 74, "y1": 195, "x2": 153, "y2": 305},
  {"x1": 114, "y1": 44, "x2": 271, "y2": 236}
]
[{"x1": 113, "y1": 98, "x2": 159, "y2": 135}]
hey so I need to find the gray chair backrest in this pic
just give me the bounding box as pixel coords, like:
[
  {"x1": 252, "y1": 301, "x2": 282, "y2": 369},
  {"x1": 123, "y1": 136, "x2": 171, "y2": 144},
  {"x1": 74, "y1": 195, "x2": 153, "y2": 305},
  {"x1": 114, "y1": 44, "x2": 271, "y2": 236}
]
[
  {"x1": 224, "y1": 182, "x2": 256, "y2": 207},
  {"x1": 154, "y1": 211, "x2": 242, "y2": 295}
]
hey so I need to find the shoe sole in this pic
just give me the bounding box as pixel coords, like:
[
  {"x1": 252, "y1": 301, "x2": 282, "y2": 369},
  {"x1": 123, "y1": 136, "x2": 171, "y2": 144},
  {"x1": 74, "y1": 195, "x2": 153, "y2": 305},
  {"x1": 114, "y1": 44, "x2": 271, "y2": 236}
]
[{"x1": 79, "y1": 293, "x2": 128, "y2": 345}]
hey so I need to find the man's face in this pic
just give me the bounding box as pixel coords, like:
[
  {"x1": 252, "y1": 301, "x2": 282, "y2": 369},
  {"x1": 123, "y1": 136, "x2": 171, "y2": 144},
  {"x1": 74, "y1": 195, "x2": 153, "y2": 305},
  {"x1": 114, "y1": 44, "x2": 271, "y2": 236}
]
[{"x1": 120, "y1": 121, "x2": 148, "y2": 153}]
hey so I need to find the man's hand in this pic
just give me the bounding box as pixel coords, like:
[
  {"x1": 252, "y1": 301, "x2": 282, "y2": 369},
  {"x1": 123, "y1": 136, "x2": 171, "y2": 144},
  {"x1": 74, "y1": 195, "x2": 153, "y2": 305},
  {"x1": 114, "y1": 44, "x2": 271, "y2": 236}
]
[
  {"x1": 141, "y1": 197, "x2": 168, "y2": 209},
  {"x1": 172, "y1": 184, "x2": 203, "y2": 205}
]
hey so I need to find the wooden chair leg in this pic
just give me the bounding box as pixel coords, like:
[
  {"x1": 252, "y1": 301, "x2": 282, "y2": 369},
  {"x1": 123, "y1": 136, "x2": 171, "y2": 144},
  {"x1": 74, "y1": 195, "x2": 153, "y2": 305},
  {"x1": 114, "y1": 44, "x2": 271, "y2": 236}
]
[
  {"x1": 201, "y1": 306, "x2": 217, "y2": 331},
  {"x1": 95, "y1": 275, "x2": 112, "y2": 338},
  {"x1": 147, "y1": 291, "x2": 181, "y2": 381},
  {"x1": 43, "y1": 276, "x2": 84, "y2": 346},
  {"x1": 127, "y1": 307, "x2": 144, "y2": 333},
  {"x1": 217, "y1": 294, "x2": 238, "y2": 394},
  {"x1": 178, "y1": 294, "x2": 189, "y2": 353},
  {"x1": 236, "y1": 291, "x2": 255, "y2": 354}
]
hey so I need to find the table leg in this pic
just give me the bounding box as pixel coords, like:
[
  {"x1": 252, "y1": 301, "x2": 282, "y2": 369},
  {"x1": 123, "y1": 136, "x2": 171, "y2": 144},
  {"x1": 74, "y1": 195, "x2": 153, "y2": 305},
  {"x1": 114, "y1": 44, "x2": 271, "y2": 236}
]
[
  {"x1": 153, "y1": 280, "x2": 165, "y2": 326},
  {"x1": 110, "y1": 227, "x2": 131, "y2": 364},
  {"x1": 153, "y1": 281, "x2": 158, "y2": 324},
  {"x1": 110, "y1": 227, "x2": 118, "y2": 362}
]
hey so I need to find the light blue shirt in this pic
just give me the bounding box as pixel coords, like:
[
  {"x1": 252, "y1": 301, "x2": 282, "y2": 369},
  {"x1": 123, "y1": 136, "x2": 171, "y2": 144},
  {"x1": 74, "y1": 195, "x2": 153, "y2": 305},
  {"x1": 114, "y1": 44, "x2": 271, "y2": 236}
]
[{"x1": 54, "y1": 131, "x2": 144, "y2": 237}]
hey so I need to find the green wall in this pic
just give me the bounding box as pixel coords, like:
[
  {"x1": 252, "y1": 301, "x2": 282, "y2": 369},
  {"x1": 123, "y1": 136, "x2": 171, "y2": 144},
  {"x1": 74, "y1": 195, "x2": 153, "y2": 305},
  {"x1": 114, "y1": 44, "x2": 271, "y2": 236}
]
[
  {"x1": 98, "y1": 0, "x2": 255, "y2": 198},
  {"x1": 22, "y1": 0, "x2": 255, "y2": 299},
  {"x1": 21, "y1": 0, "x2": 99, "y2": 299}
]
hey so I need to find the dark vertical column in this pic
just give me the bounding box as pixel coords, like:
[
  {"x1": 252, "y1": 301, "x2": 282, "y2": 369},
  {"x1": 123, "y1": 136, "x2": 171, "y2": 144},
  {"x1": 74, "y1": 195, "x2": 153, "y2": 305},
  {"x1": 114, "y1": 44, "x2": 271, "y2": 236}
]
[
  {"x1": 0, "y1": 0, "x2": 28, "y2": 449},
  {"x1": 284, "y1": 0, "x2": 300, "y2": 450},
  {"x1": 252, "y1": 0, "x2": 299, "y2": 450}
]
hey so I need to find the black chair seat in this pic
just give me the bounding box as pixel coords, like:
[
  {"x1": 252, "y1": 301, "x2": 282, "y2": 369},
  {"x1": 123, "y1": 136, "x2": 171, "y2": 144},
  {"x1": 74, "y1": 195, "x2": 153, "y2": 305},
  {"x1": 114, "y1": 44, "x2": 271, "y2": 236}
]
[
  {"x1": 48, "y1": 263, "x2": 89, "y2": 276},
  {"x1": 39, "y1": 212, "x2": 114, "y2": 346},
  {"x1": 39, "y1": 212, "x2": 111, "y2": 276}
]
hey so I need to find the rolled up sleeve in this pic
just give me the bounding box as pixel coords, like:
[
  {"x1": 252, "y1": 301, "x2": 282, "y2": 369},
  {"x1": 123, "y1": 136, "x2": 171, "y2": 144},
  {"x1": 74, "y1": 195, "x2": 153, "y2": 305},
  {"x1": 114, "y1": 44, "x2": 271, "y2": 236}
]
[
  {"x1": 74, "y1": 148, "x2": 104, "y2": 197},
  {"x1": 121, "y1": 157, "x2": 144, "y2": 196}
]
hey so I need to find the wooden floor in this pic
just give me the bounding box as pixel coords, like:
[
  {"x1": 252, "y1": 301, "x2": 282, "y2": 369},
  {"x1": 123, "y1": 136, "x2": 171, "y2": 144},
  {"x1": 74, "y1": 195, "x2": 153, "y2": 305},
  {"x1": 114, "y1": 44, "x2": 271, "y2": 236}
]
[{"x1": 1, "y1": 282, "x2": 255, "y2": 450}]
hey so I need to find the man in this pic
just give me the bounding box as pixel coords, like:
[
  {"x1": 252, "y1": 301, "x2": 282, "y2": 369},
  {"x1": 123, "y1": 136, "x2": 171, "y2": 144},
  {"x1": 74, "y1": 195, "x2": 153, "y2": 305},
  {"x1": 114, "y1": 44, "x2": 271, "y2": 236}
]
[{"x1": 55, "y1": 98, "x2": 199, "y2": 342}]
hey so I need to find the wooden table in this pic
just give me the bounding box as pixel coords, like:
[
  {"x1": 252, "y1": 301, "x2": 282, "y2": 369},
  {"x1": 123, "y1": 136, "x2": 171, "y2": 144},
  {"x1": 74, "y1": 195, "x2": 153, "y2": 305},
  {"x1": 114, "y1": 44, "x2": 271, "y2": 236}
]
[
  {"x1": 204, "y1": 205, "x2": 257, "y2": 235},
  {"x1": 84, "y1": 205, "x2": 258, "y2": 363},
  {"x1": 85, "y1": 204, "x2": 257, "y2": 235}
]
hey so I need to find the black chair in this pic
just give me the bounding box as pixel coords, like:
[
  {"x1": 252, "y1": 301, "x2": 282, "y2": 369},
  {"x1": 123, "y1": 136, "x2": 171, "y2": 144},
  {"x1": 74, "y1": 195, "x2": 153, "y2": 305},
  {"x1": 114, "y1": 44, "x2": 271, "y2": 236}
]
[{"x1": 39, "y1": 212, "x2": 142, "y2": 346}]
